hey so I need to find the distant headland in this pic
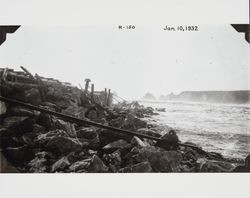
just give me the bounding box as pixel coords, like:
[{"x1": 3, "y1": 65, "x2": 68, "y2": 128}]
[{"x1": 143, "y1": 91, "x2": 250, "y2": 104}]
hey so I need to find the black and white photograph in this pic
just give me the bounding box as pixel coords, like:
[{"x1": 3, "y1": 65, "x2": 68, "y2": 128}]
[{"x1": 0, "y1": 0, "x2": 249, "y2": 197}]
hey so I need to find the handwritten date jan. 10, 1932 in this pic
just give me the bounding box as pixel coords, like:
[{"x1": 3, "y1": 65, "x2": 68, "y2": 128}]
[{"x1": 164, "y1": 25, "x2": 199, "y2": 31}]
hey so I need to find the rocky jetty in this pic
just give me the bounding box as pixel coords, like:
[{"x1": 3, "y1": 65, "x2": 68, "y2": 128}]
[{"x1": 0, "y1": 67, "x2": 249, "y2": 173}]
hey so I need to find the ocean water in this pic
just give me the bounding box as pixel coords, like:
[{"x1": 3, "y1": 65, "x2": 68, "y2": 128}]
[{"x1": 140, "y1": 100, "x2": 250, "y2": 159}]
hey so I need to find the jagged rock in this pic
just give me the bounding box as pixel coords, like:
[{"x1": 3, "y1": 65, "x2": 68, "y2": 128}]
[
  {"x1": 103, "y1": 150, "x2": 122, "y2": 172},
  {"x1": 109, "y1": 117, "x2": 125, "y2": 128},
  {"x1": 45, "y1": 136, "x2": 83, "y2": 154},
  {"x1": 76, "y1": 127, "x2": 99, "y2": 147},
  {"x1": 28, "y1": 151, "x2": 50, "y2": 173},
  {"x1": 98, "y1": 129, "x2": 131, "y2": 147},
  {"x1": 207, "y1": 152, "x2": 224, "y2": 160},
  {"x1": 103, "y1": 139, "x2": 132, "y2": 150},
  {"x1": 3, "y1": 146, "x2": 34, "y2": 163},
  {"x1": 197, "y1": 158, "x2": 236, "y2": 172},
  {"x1": 8, "y1": 106, "x2": 37, "y2": 117},
  {"x1": 0, "y1": 101, "x2": 7, "y2": 115},
  {"x1": 51, "y1": 156, "x2": 70, "y2": 172},
  {"x1": 0, "y1": 128, "x2": 19, "y2": 148},
  {"x1": 54, "y1": 119, "x2": 77, "y2": 137},
  {"x1": 122, "y1": 114, "x2": 147, "y2": 130},
  {"x1": 0, "y1": 151, "x2": 19, "y2": 173},
  {"x1": 131, "y1": 136, "x2": 148, "y2": 148},
  {"x1": 3, "y1": 116, "x2": 34, "y2": 135},
  {"x1": 88, "y1": 149, "x2": 98, "y2": 155},
  {"x1": 36, "y1": 112, "x2": 53, "y2": 129},
  {"x1": 155, "y1": 130, "x2": 179, "y2": 150},
  {"x1": 131, "y1": 147, "x2": 183, "y2": 172},
  {"x1": 32, "y1": 124, "x2": 46, "y2": 134},
  {"x1": 62, "y1": 106, "x2": 88, "y2": 119},
  {"x1": 23, "y1": 88, "x2": 42, "y2": 105},
  {"x1": 182, "y1": 149, "x2": 200, "y2": 162},
  {"x1": 136, "y1": 128, "x2": 160, "y2": 145},
  {"x1": 88, "y1": 155, "x2": 108, "y2": 172},
  {"x1": 232, "y1": 154, "x2": 250, "y2": 172},
  {"x1": 68, "y1": 159, "x2": 90, "y2": 172},
  {"x1": 119, "y1": 161, "x2": 152, "y2": 173},
  {"x1": 22, "y1": 133, "x2": 37, "y2": 145}
]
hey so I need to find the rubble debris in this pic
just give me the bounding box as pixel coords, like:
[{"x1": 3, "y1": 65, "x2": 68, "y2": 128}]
[
  {"x1": 88, "y1": 155, "x2": 108, "y2": 172},
  {"x1": 0, "y1": 67, "x2": 248, "y2": 173},
  {"x1": 51, "y1": 156, "x2": 70, "y2": 172},
  {"x1": 103, "y1": 139, "x2": 132, "y2": 150}
]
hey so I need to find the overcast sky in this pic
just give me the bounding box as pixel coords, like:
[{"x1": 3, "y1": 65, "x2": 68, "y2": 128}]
[{"x1": 0, "y1": 24, "x2": 249, "y2": 100}]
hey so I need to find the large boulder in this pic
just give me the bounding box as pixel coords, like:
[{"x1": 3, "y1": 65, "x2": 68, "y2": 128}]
[
  {"x1": 88, "y1": 155, "x2": 108, "y2": 172},
  {"x1": 103, "y1": 150, "x2": 122, "y2": 172},
  {"x1": 0, "y1": 128, "x2": 20, "y2": 148},
  {"x1": 155, "y1": 130, "x2": 179, "y2": 150},
  {"x1": 51, "y1": 156, "x2": 70, "y2": 172},
  {"x1": 28, "y1": 151, "x2": 50, "y2": 173},
  {"x1": 197, "y1": 158, "x2": 236, "y2": 172},
  {"x1": 131, "y1": 147, "x2": 183, "y2": 172},
  {"x1": 53, "y1": 119, "x2": 77, "y2": 138},
  {"x1": 23, "y1": 88, "x2": 42, "y2": 105},
  {"x1": 0, "y1": 151, "x2": 19, "y2": 173},
  {"x1": 68, "y1": 159, "x2": 91, "y2": 172},
  {"x1": 3, "y1": 146, "x2": 34, "y2": 164},
  {"x1": 76, "y1": 127, "x2": 99, "y2": 147},
  {"x1": 35, "y1": 130, "x2": 83, "y2": 154},
  {"x1": 131, "y1": 136, "x2": 148, "y2": 148},
  {"x1": 45, "y1": 136, "x2": 83, "y2": 154},
  {"x1": 3, "y1": 116, "x2": 34, "y2": 136},
  {"x1": 122, "y1": 114, "x2": 147, "y2": 130}
]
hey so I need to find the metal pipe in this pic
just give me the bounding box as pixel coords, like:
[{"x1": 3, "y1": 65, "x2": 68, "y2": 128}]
[{"x1": 0, "y1": 95, "x2": 207, "y2": 154}]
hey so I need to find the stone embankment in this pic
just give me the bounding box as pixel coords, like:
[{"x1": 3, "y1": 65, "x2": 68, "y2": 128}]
[{"x1": 0, "y1": 68, "x2": 249, "y2": 173}]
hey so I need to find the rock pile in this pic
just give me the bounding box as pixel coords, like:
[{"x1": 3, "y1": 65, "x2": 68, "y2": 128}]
[{"x1": 0, "y1": 68, "x2": 249, "y2": 173}]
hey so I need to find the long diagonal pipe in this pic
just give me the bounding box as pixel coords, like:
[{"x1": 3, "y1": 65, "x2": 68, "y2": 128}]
[{"x1": 0, "y1": 96, "x2": 206, "y2": 153}]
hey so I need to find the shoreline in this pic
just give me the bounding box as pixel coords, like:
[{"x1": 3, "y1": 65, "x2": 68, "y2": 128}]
[{"x1": 0, "y1": 67, "x2": 249, "y2": 172}]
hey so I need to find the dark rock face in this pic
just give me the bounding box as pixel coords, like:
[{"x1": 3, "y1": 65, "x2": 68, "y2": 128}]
[
  {"x1": 155, "y1": 130, "x2": 179, "y2": 150},
  {"x1": 3, "y1": 116, "x2": 34, "y2": 136},
  {"x1": 232, "y1": 154, "x2": 250, "y2": 172}
]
